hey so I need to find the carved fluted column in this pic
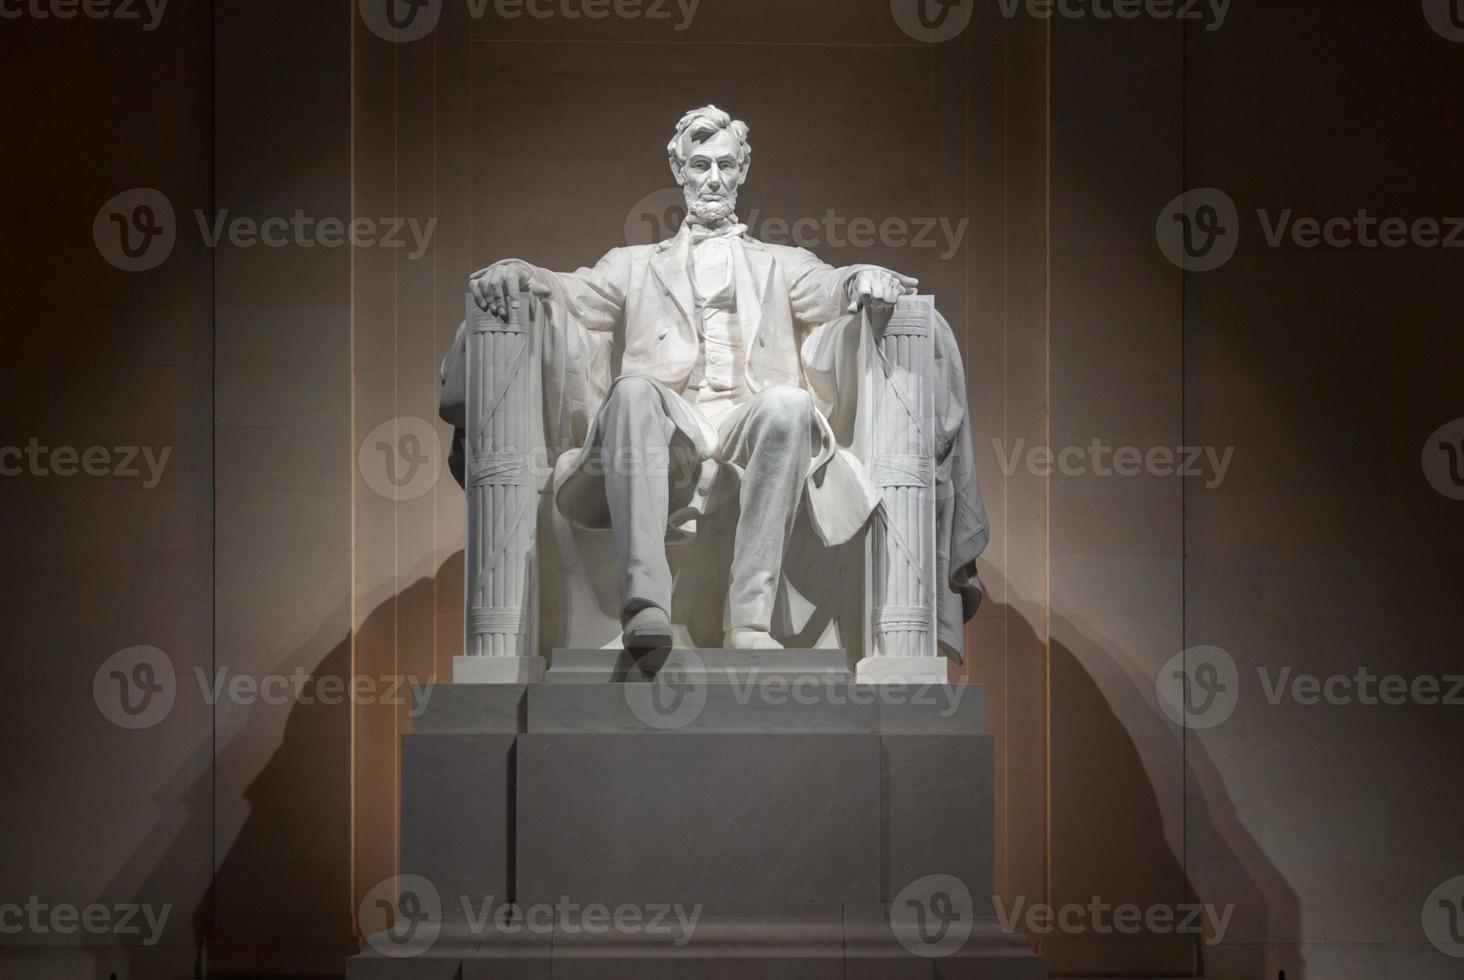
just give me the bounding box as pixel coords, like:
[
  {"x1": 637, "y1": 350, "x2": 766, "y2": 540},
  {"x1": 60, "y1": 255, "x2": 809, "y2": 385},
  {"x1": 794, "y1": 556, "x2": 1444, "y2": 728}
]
[
  {"x1": 458, "y1": 287, "x2": 545, "y2": 684},
  {"x1": 858, "y1": 295, "x2": 943, "y2": 684}
]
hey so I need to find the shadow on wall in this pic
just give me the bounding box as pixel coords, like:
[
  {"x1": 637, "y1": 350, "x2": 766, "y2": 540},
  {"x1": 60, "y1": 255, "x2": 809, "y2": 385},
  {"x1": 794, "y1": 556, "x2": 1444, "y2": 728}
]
[
  {"x1": 976, "y1": 568, "x2": 1304, "y2": 980},
  {"x1": 92, "y1": 556, "x2": 1299, "y2": 980},
  {"x1": 91, "y1": 560, "x2": 467, "y2": 979}
]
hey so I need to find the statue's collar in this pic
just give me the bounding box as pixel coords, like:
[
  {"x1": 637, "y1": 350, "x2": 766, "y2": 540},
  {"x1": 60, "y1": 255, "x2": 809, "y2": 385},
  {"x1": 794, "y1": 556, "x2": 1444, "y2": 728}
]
[{"x1": 656, "y1": 221, "x2": 765, "y2": 253}]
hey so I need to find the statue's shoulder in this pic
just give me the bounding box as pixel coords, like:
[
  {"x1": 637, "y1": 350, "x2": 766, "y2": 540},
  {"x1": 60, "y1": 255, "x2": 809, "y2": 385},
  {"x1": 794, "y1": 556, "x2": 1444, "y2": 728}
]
[
  {"x1": 745, "y1": 237, "x2": 826, "y2": 268},
  {"x1": 617, "y1": 243, "x2": 660, "y2": 260}
]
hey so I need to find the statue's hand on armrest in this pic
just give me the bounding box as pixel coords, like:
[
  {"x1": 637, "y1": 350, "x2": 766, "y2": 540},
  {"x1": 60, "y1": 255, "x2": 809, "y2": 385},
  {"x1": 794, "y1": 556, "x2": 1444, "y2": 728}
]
[
  {"x1": 469, "y1": 259, "x2": 553, "y2": 319},
  {"x1": 845, "y1": 267, "x2": 919, "y2": 315}
]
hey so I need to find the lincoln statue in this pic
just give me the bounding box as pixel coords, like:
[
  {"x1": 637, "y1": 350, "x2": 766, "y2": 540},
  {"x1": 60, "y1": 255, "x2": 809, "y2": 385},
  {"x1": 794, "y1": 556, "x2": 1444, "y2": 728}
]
[{"x1": 440, "y1": 105, "x2": 989, "y2": 669}]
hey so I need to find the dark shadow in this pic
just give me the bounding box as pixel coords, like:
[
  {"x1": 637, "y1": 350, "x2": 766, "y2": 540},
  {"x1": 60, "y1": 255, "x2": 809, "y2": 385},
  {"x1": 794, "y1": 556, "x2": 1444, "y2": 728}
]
[
  {"x1": 96, "y1": 553, "x2": 1301, "y2": 980},
  {"x1": 974, "y1": 568, "x2": 1304, "y2": 979}
]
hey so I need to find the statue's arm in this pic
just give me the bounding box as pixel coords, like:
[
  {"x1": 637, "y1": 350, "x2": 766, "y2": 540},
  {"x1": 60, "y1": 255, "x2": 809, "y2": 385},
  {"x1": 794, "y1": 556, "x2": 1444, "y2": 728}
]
[
  {"x1": 784, "y1": 248, "x2": 918, "y2": 328},
  {"x1": 469, "y1": 249, "x2": 630, "y2": 334},
  {"x1": 441, "y1": 250, "x2": 629, "y2": 464}
]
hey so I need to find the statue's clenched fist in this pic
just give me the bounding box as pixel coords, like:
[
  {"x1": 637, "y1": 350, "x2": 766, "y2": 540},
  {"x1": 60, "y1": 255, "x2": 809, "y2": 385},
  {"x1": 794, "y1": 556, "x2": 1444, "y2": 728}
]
[
  {"x1": 846, "y1": 268, "x2": 919, "y2": 314},
  {"x1": 470, "y1": 260, "x2": 553, "y2": 319}
]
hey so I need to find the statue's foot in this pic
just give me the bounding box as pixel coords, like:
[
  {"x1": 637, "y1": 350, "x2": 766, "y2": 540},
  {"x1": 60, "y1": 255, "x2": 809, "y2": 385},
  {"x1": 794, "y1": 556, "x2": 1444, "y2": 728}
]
[
  {"x1": 724, "y1": 627, "x2": 784, "y2": 650},
  {"x1": 622, "y1": 604, "x2": 672, "y2": 651}
]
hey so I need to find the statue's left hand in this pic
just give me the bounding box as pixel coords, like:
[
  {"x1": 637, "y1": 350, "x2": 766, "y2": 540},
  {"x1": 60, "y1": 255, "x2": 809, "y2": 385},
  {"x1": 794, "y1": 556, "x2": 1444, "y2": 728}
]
[{"x1": 847, "y1": 268, "x2": 919, "y2": 314}]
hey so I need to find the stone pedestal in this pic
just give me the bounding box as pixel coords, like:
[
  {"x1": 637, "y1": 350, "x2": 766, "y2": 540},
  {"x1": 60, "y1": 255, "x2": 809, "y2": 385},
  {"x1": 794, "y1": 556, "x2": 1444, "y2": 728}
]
[{"x1": 349, "y1": 653, "x2": 1045, "y2": 979}]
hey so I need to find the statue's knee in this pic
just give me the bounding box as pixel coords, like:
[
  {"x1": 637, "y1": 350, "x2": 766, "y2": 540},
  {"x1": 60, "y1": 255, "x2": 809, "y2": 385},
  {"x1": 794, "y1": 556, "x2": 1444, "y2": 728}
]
[
  {"x1": 753, "y1": 385, "x2": 814, "y2": 430},
  {"x1": 607, "y1": 375, "x2": 660, "y2": 413}
]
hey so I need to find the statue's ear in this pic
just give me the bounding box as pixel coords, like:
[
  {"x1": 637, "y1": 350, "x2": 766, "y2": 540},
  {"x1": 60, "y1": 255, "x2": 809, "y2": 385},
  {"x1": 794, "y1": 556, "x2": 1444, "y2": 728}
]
[
  {"x1": 736, "y1": 157, "x2": 751, "y2": 186},
  {"x1": 669, "y1": 157, "x2": 686, "y2": 187}
]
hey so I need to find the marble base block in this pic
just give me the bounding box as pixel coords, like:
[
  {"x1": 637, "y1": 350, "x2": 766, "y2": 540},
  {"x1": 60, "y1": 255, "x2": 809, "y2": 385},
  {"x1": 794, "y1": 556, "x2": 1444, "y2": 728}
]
[
  {"x1": 546, "y1": 648, "x2": 850, "y2": 683},
  {"x1": 453, "y1": 655, "x2": 546, "y2": 684},
  {"x1": 856, "y1": 655, "x2": 950, "y2": 684},
  {"x1": 516, "y1": 732, "x2": 882, "y2": 912},
  {"x1": 349, "y1": 675, "x2": 1042, "y2": 979},
  {"x1": 401, "y1": 734, "x2": 515, "y2": 917}
]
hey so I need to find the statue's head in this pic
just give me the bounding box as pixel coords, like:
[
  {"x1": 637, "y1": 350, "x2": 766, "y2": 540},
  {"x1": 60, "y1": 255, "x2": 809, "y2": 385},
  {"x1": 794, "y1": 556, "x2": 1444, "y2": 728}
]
[{"x1": 667, "y1": 104, "x2": 751, "y2": 226}]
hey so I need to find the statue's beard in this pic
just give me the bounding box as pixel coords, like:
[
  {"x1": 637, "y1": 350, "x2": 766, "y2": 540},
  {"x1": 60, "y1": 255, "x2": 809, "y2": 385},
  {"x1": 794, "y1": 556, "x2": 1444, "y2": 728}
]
[{"x1": 685, "y1": 187, "x2": 738, "y2": 225}]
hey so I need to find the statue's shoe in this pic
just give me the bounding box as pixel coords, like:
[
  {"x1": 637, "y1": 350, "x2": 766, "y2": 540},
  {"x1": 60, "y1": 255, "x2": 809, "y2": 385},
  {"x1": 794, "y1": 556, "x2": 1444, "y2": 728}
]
[
  {"x1": 622, "y1": 605, "x2": 672, "y2": 650},
  {"x1": 724, "y1": 627, "x2": 784, "y2": 650}
]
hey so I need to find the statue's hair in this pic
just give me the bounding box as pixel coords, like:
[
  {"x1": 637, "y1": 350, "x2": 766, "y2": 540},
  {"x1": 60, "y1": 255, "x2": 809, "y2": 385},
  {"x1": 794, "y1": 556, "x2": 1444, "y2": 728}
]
[{"x1": 667, "y1": 104, "x2": 751, "y2": 181}]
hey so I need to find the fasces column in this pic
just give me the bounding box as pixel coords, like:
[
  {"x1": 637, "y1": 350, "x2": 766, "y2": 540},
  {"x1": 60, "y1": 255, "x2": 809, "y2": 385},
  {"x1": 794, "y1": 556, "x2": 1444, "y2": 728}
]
[
  {"x1": 859, "y1": 295, "x2": 943, "y2": 684},
  {"x1": 460, "y1": 288, "x2": 545, "y2": 683}
]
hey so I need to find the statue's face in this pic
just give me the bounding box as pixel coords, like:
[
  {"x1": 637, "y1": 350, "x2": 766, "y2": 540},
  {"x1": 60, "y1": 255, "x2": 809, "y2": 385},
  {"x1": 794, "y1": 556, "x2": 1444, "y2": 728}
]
[{"x1": 677, "y1": 128, "x2": 747, "y2": 224}]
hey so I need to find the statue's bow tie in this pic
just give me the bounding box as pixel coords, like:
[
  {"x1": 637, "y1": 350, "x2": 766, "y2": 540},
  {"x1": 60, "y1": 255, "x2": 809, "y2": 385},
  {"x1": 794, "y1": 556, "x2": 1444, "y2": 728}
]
[{"x1": 686, "y1": 218, "x2": 748, "y2": 245}]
